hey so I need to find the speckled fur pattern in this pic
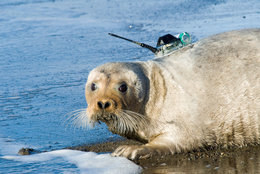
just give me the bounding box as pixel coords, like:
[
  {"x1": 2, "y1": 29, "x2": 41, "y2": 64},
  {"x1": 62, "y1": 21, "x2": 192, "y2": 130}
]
[{"x1": 85, "y1": 29, "x2": 260, "y2": 160}]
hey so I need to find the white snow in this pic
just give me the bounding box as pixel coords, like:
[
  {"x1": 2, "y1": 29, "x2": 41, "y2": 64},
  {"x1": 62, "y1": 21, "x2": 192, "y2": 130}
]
[
  {"x1": 2, "y1": 149, "x2": 142, "y2": 174},
  {"x1": 0, "y1": 137, "x2": 141, "y2": 174}
]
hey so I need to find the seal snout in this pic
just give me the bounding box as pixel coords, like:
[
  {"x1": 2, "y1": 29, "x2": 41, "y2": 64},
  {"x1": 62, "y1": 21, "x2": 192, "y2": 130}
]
[
  {"x1": 97, "y1": 101, "x2": 111, "y2": 109},
  {"x1": 96, "y1": 98, "x2": 117, "y2": 112}
]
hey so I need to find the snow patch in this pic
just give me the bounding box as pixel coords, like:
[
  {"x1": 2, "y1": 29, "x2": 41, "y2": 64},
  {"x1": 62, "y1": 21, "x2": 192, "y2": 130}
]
[{"x1": 2, "y1": 149, "x2": 142, "y2": 174}]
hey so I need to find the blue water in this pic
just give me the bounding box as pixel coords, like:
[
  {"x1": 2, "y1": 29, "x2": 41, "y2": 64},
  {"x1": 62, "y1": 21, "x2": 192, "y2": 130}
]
[{"x1": 1, "y1": 0, "x2": 260, "y2": 173}]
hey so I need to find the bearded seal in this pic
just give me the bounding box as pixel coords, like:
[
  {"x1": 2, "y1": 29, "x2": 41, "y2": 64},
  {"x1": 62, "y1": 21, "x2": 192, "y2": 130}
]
[{"x1": 83, "y1": 29, "x2": 260, "y2": 160}]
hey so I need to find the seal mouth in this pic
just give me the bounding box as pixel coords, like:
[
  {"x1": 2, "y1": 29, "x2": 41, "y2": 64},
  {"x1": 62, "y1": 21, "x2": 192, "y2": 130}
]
[
  {"x1": 94, "y1": 111, "x2": 114, "y2": 124},
  {"x1": 92, "y1": 111, "x2": 120, "y2": 132},
  {"x1": 90, "y1": 109, "x2": 151, "y2": 136}
]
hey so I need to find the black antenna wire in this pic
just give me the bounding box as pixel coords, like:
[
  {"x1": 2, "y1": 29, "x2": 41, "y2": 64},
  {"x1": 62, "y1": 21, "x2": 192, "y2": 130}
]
[{"x1": 108, "y1": 33, "x2": 158, "y2": 53}]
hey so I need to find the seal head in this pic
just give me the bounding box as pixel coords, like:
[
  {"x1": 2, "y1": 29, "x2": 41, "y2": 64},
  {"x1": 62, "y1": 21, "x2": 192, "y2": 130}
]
[{"x1": 85, "y1": 62, "x2": 150, "y2": 142}]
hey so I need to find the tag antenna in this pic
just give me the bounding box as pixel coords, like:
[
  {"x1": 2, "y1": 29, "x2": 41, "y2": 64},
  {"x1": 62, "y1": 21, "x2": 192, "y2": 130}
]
[{"x1": 108, "y1": 33, "x2": 158, "y2": 53}]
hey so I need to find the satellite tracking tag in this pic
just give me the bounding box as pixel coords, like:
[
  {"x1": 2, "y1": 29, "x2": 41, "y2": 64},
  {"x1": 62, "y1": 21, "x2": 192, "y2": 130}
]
[{"x1": 108, "y1": 32, "x2": 192, "y2": 57}]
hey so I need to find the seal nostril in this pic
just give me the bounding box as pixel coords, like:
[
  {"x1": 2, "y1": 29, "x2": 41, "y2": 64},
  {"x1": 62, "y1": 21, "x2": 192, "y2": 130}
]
[
  {"x1": 97, "y1": 101, "x2": 104, "y2": 109},
  {"x1": 97, "y1": 101, "x2": 111, "y2": 109},
  {"x1": 104, "y1": 102, "x2": 111, "y2": 109}
]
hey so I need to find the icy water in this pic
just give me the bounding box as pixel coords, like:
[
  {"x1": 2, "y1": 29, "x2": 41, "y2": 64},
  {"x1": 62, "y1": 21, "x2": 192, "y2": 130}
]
[{"x1": 0, "y1": 0, "x2": 260, "y2": 173}]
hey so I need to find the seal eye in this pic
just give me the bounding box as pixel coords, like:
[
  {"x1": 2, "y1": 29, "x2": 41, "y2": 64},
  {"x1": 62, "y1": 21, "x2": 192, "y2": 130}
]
[
  {"x1": 118, "y1": 84, "x2": 127, "y2": 93},
  {"x1": 91, "y1": 83, "x2": 97, "y2": 91}
]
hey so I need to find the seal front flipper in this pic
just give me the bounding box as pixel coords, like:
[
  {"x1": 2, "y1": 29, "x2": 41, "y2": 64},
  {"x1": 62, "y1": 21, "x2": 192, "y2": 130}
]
[
  {"x1": 111, "y1": 134, "x2": 181, "y2": 161},
  {"x1": 111, "y1": 124, "x2": 206, "y2": 161},
  {"x1": 111, "y1": 142, "x2": 172, "y2": 161}
]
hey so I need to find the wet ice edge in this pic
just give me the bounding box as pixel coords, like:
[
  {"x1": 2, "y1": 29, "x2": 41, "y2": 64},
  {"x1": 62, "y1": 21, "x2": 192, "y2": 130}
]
[{"x1": 2, "y1": 149, "x2": 142, "y2": 174}]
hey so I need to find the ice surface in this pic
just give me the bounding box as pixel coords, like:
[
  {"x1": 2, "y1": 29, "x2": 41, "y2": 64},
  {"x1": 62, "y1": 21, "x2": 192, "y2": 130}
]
[
  {"x1": 0, "y1": 137, "x2": 141, "y2": 174},
  {"x1": 2, "y1": 149, "x2": 142, "y2": 174},
  {"x1": 0, "y1": 0, "x2": 260, "y2": 173},
  {"x1": 0, "y1": 137, "x2": 26, "y2": 156}
]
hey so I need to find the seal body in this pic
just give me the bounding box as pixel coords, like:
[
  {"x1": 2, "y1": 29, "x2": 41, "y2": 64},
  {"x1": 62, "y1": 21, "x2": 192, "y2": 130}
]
[{"x1": 85, "y1": 29, "x2": 260, "y2": 160}]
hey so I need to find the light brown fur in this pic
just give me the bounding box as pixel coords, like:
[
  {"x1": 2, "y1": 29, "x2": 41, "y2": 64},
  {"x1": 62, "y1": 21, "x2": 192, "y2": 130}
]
[{"x1": 84, "y1": 29, "x2": 260, "y2": 160}]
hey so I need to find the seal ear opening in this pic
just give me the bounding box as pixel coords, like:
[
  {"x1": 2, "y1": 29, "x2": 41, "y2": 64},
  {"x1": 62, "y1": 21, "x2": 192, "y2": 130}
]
[{"x1": 134, "y1": 79, "x2": 146, "y2": 103}]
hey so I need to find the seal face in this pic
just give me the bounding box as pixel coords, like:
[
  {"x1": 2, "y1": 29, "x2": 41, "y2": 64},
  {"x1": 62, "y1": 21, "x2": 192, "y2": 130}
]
[
  {"x1": 85, "y1": 63, "x2": 151, "y2": 142},
  {"x1": 84, "y1": 29, "x2": 260, "y2": 161}
]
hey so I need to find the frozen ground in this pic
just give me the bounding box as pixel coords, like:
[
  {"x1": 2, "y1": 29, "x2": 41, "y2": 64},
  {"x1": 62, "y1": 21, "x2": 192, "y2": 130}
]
[{"x1": 0, "y1": 0, "x2": 260, "y2": 173}]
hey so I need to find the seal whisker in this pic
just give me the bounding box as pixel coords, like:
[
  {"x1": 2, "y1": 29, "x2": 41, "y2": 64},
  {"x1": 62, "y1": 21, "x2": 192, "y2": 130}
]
[
  {"x1": 64, "y1": 109, "x2": 85, "y2": 128},
  {"x1": 117, "y1": 113, "x2": 129, "y2": 134},
  {"x1": 118, "y1": 112, "x2": 130, "y2": 133},
  {"x1": 117, "y1": 111, "x2": 135, "y2": 134},
  {"x1": 115, "y1": 110, "x2": 152, "y2": 134},
  {"x1": 122, "y1": 112, "x2": 136, "y2": 133},
  {"x1": 64, "y1": 109, "x2": 93, "y2": 130},
  {"x1": 123, "y1": 110, "x2": 150, "y2": 126}
]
